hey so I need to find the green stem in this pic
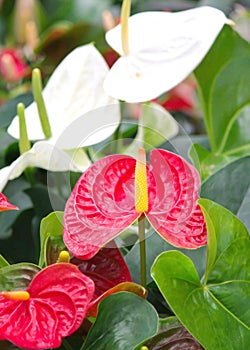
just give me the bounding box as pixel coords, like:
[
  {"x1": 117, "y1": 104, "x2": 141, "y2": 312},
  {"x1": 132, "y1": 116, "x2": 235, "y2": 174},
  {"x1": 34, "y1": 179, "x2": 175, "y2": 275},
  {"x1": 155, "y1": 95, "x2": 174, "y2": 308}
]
[
  {"x1": 138, "y1": 214, "x2": 146, "y2": 288},
  {"x1": 32, "y1": 68, "x2": 52, "y2": 139}
]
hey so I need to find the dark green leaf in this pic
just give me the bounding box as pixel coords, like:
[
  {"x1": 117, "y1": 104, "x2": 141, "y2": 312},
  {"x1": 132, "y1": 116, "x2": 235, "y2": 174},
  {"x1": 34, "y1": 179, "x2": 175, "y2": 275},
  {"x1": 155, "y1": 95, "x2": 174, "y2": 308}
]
[
  {"x1": 0, "y1": 262, "x2": 40, "y2": 290},
  {"x1": 151, "y1": 199, "x2": 250, "y2": 350},
  {"x1": 194, "y1": 26, "x2": 250, "y2": 179},
  {"x1": 201, "y1": 156, "x2": 250, "y2": 231},
  {"x1": 0, "y1": 93, "x2": 33, "y2": 129},
  {"x1": 0, "y1": 209, "x2": 38, "y2": 263},
  {"x1": 195, "y1": 26, "x2": 250, "y2": 155},
  {"x1": 0, "y1": 178, "x2": 32, "y2": 238},
  {"x1": 25, "y1": 185, "x2": 65, "y2": 218},
  {"x1": 82, "y1": 292, "x2": 158, "y2": 350}
]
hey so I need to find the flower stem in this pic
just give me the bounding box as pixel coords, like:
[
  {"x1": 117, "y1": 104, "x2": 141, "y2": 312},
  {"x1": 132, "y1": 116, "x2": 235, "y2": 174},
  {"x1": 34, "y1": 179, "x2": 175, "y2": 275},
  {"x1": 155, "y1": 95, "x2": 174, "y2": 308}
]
[
  {"x1": 32, "y1": 68, "x2": 52, "y2": 139},
  {"x1": 138, "y1": 213, "x2": 146, "y2": 288}
]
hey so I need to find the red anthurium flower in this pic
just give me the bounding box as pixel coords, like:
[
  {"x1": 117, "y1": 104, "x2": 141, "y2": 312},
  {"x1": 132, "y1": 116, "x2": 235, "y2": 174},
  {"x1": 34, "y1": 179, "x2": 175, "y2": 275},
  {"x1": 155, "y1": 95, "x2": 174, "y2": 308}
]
[
  {"x1": 71, "y1": 241, "x2": 132, "y2": 297},
  {"x1": 0, "y1": 193, "x2": 18, "y2": 212},
  {"x1": 63, "y1": 148, "x2": 207, "y2": 260},
  {"x1": 0, "y1": 263, "x2": 94, "y2": 349},
  {"x1": 71, "y1": 241, "x2": 147, "y2": 317}
]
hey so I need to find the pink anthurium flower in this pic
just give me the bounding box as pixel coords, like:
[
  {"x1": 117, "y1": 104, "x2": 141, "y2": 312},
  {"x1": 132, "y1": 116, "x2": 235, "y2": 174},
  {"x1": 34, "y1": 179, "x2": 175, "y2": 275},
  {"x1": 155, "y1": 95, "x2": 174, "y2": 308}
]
[
  {"x1": 0, "y1": 263, "x2": 94, "y2": 349},
  {"x1": 63, "y1": 148, "x2": 207, "y2": 260},
  {"x1": 0, "y1": 48, "x2": 29, "y2": 83},
  {"x1": 0, "y1": 193, "x2": 18, "y2": 212}
]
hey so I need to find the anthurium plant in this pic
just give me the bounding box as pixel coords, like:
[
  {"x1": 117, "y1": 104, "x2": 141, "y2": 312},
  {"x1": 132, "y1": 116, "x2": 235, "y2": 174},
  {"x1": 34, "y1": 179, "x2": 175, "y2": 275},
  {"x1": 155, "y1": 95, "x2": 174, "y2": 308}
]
[{"x1": 0, "y1": 0, "x2": 249, "y2": 349}]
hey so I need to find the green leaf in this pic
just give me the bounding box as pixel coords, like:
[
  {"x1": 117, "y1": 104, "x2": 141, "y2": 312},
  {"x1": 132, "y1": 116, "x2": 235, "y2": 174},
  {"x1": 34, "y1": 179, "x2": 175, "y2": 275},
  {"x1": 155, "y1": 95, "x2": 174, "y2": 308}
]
[
  {"x1": 141, "y1": 316, "x2": 204, "y2": 349},
  {"x1": 151, "y1": 199, "x2": 250, "y2": 350},
  {"x1": 39, "y1": 211, "x2": 65, "y2": 267},
  {"x1": 82, "y1": 292, "x2": 158, "y2": 350},
  {"x1": 0, "y1": 93, "x2": 33, "y2": 129},
  {"x1": 189, "y1": 143, "x2": 233, "y2": 181},
  {"x1": 195, "y1": 25, "x2": 250, "y2": 156},
  {"x1": 0, "y1": 262, "x2": 40, "y2": 290},
  {"x1": 0, "y1": 178, "x2": 32, "y2": 238},
  {"x1": 125, "y1": 229, "x2": 206, "y2": 285},
  {"x1": 193, "y1": 26, "x2": 250, "y2": 179},
  {"x1": 0, "y1": 254, "x2": 9, "y2": 268},
  {"x1": 124, "y1": 102, "x2": 179, "y2": 157},
  {"x1": 200, "y1": 157, "x2": 250, "y2": 232},
  {"x1": 0, "y1": 128, "x2": 15, "y2": 168},
  {"x1": 25, "y1": 185, "x2": 65, "y2": 218}
]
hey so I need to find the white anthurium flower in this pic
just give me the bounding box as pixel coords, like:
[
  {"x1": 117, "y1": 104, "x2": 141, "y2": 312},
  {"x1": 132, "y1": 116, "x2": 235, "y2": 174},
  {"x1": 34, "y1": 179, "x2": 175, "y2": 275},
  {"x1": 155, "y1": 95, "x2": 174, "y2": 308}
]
[
  {"x1": 8, "y1": 43, "x2": 120, "y2": 147},
  {"x1": 0, "y1": 44, "x2": 120, "y2": 191},
  {"x1": 103, "y1": 6, "x2": 232, "y2": 103},
  {"x1": 0, "y1": 143, "x2": 90, "y2": 192}
]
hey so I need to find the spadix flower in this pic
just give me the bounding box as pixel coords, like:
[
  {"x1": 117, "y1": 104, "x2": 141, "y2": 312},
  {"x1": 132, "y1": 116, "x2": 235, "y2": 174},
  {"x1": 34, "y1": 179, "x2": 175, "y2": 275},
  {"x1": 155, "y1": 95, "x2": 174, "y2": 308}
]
[
  {"x1": 0, "y1": 192, "x2": 18, "y2": 212},
  {"x1": 103, "y1": 6, "x2": 231, "y2": 103},
  {"x1": 0, "y1": 44, "x2": 120, "y2": 191},
  {"x1": 63, "y1": 148, "x2": 207, "y2": 260},
  {"x1": 0, "y1": 263, "x2": 94, "y2": 349}
]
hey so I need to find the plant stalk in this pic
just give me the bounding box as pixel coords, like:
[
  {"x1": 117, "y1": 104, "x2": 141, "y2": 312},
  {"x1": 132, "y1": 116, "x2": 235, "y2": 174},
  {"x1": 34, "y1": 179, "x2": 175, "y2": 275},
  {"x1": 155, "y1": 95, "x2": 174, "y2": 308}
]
[{"x1": 138, "y1": 213, "x2": 146, "y2": 288}]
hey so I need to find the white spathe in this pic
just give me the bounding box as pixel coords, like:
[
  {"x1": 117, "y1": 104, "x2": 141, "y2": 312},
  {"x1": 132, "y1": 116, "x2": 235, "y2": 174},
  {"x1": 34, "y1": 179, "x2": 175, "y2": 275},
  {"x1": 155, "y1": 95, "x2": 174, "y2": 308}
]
[
  {"x1": 1, "y1": 44, "x2": 120, "y2": 191},
  {"x1": 0, "y1": 142, "x2": 91, "y2": 191},
  {"x1": 103, "y1": 6, "x2": 230, "y2": 103},
  {"x1": 8, "y1": 43, "x2": 120, "y2": 148}
]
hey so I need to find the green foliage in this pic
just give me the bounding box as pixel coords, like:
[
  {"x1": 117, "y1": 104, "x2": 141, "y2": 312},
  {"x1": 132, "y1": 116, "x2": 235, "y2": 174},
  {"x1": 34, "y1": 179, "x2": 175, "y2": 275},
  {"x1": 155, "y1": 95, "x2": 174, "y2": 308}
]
[
  {"x1": 201, "y1": 157, "x2": 250, "y2": 231},
  {"x1": 151, "y1": 199, "x2": 250, "y2": 350},
  {"x1": 39, "y1": 211, "x2": 65, "y2": 267},
  {"x1": 82, "y1": 292, "x2": 158, "y2": 350},
  {"x1": 193, "y1": 25, "x2": 250, "y2": 179},
  {"x1": 0, "y1": 262, "x2": 40, "y2": 290}
]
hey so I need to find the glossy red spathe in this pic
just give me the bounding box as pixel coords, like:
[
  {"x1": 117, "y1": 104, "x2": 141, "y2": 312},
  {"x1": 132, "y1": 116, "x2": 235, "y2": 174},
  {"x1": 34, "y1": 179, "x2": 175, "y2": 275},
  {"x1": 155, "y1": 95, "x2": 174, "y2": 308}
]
[
  {"x1": 0, "y1": 263, "x2": 94, "y2": 349},
  {"x1": 63, "y1": 149, "x2": 207, "y2": 260}
]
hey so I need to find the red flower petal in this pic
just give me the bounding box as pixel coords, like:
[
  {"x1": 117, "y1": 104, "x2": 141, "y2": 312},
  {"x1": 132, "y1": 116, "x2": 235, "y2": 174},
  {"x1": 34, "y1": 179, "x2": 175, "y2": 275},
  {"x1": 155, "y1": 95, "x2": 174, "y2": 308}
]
[
  {"x1": 71, "y1": 241, "x2": 131, "y2": 299},
  {"x1": 146, "y1": 149, "x2": 207, "y2": 248},
  {"x1": 63, "y1": 149, "x2": 206, "y2": 258},
  {"x1": 63, "y1": 155, "x2": 140, "y2": 259},
  {"x1": 28, "y1": 263, "x2": 95, "y2": 335},
  {"x1": 0, "y1": 193, "x2": 18, "y2": 212},
  {"x1": 1, "y1": 299, "x2": 61, "y2": 349},
  {"x1": 0, "y1": 264, "x2": 94, "y2": 349}
]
